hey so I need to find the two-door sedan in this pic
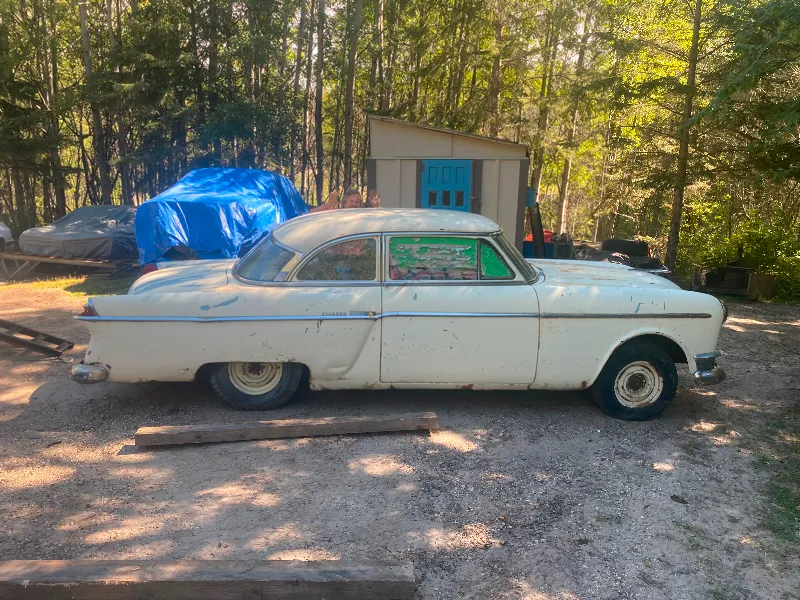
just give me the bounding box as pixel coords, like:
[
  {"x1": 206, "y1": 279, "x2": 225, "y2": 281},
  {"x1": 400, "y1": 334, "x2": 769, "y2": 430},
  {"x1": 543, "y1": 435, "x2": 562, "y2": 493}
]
[{"x1": 71, "y1": 209, "x2": 726, "y2": 420}]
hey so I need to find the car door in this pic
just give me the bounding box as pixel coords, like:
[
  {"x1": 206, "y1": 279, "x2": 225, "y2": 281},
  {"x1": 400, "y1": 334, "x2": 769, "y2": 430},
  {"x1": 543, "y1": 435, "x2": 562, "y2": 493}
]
[
  {"x1": 380, "y1": 234, "x2": 539, "y2": 385},
  {"x1": 288, "y1": 234, "x2": 382, "y2": 383}
]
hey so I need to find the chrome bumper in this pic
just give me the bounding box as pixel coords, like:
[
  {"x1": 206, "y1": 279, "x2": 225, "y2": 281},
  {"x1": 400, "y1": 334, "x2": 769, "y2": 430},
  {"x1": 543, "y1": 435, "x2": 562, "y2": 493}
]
[
  {"x1": 692, "y1": 351, "x2": 725, "y2": 386},
  {"x1": 71, "y1": 363, "x2": 109, "y2": 384}
]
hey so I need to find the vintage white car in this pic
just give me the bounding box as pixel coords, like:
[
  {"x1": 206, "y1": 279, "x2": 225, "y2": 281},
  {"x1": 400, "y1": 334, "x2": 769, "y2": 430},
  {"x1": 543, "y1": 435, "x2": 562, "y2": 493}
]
[{"x1": 71, "y1": 209, "x2": 726, "y2": 420}]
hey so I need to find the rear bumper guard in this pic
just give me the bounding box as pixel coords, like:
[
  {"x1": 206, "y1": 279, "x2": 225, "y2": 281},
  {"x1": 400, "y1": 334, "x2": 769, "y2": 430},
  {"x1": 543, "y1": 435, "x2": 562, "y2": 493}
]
[{"x1": 71, "y1": 362, "x2": 109, "y2": 384}]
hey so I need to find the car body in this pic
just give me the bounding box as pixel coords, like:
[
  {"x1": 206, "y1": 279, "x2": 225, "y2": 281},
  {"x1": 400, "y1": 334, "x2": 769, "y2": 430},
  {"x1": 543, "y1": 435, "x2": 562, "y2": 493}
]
[
  {"x1": 71, "y1": 209, "x2": 726, "y2": 420},
  {"x1": 0, "y1": 221, "x2": 13, "y2": 251}
]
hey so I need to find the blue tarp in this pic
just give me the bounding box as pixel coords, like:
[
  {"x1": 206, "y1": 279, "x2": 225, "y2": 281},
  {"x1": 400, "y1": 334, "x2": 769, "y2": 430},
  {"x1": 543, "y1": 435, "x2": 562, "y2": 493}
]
[{"x1": 135, "y1": 168, "x2": 307, "y2": 265}]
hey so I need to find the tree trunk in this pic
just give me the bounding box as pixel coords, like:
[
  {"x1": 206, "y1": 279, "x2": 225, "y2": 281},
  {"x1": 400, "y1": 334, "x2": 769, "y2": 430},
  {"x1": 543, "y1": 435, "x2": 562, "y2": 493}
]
[
  {"x1": 106, "y1": 0, "x2": 132, "y2": 204},
  {"x1": 44, "y1": 0, "x2": 67, "y2": 217},
  {"x1": 555, "y1": 18, "x2": 591, "y2": 234},
  {"x1": 529, "y1": 16, "x2": 559, "y2": 202},
  {"x1": 487, "y1": 15, "x2": 502, "y2": 137},
  {"x1": 279, "y1": 0, "x2": 292, "y2": 80},
  {"x1": 369, "y1": 0, "x2": 383, "y2": 100},
  {"x1": 314, "y1": 0, "x2": 325, "y2": 203},
  {"x1": 290, "y1": 0, "x2": 307, "y2": 182},
  {"x1": 301, "y1": 0, "x2": 316, "y2": 198},
  {"x1": 79, "y1": 0, "x2": 112, "y2": 204},
  {"x1": 208, "y1": 0, "x2": 221, "y2": 161},
  {"x1": 666, "y1": 0, "x2": 702, "y2": 272},
  {"x1": 342, "y1": 0, "x2": 363, "y2": 190}
]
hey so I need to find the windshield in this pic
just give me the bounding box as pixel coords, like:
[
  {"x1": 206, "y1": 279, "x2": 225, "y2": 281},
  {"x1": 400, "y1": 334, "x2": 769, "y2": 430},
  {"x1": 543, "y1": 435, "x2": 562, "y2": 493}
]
[
  {"x1": 493, "y1": 232, "x2": 538, "y2": 283},
  {"x1": 234, "y1": 234, "x2": 296, "y2": 282}
]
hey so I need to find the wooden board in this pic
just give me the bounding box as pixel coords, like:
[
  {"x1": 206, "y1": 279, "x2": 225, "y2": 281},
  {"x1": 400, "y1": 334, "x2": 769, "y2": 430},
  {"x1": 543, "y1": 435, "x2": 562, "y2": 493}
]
[
  {"x1": 135, "y1": 412, "x2": 439, "y2": 447},
  {"x1": 0, "y1": 251, "x2": 120, "y2": 267},
  {"x1": 0, "y1": 560, "x2": 415, "y2": 600}
]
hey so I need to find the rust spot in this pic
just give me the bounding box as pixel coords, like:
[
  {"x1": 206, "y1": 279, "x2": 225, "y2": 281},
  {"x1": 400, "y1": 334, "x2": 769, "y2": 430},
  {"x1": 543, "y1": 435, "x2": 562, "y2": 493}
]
[
  {"x1": 460, "y1": 383, "x2": 474, "y2": 390},
  {"x1": 579, "y1": 380, "x2": 588, "y2": 390}
]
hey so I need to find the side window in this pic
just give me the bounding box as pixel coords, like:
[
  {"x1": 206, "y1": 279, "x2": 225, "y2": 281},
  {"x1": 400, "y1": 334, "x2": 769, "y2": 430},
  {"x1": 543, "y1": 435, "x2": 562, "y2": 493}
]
[
  {"x1": 235, "y1": 236, "x2": 296, "y2": 282},
  {"x1": 389, "y1": 237, "x2": 478, "y2": 281},
  {"x1": 480, "y1": 241, "x2": 514, "y2": 280},
  {"x1": 296, "y1": 238, "x2": 377, "y2": 281}
]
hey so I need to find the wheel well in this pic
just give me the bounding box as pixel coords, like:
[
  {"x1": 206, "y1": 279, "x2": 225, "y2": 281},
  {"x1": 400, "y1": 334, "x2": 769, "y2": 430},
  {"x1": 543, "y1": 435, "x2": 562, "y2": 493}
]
[{"x1": 615, "y1": 334, "x2": 687, "y2": 364}]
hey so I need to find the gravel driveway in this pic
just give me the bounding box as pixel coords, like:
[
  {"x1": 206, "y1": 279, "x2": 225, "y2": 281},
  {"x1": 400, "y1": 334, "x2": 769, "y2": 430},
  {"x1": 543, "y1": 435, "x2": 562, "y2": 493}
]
[{"x1": 0, "y1": 285, "x2": 798, "y2": 599}]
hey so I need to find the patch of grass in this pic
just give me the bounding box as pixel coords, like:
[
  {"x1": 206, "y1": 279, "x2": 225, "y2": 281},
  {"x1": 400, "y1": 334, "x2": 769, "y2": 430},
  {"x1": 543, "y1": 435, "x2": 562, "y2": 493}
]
[
  {"x1": 677, "y1": 522, "x2": 709, "y2": 551},
  {"x1": 760, "y1": 408, "x2": 800, "y2": 544},
  {"x1": 709, "y1": 586, "x2": 740, "y2": 600},
  {"x1": 3, "y1": 275, "x2": 134, "y2": 297}
]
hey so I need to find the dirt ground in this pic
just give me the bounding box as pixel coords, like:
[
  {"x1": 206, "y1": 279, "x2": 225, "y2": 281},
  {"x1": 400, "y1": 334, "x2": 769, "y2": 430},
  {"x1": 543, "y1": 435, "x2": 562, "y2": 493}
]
[{"x1": 0, "y1": 283, "x2": 798, "y2": 600}]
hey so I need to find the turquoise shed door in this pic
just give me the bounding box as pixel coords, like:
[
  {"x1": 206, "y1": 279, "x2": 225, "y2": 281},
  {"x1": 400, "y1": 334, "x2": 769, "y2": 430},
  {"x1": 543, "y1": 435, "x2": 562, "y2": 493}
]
[{"x1": 420, "y1": 160, "x2": 472, "y2": 212}]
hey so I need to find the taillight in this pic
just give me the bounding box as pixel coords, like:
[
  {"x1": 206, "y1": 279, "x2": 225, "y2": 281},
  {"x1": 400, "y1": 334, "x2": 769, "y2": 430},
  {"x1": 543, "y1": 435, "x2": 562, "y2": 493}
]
[
  {"x1": 141, "y1": 262, "x2": 158, "y2": 275},
  {"x1": 79, "y1": 302, "x2": 98, "y2": 317}
]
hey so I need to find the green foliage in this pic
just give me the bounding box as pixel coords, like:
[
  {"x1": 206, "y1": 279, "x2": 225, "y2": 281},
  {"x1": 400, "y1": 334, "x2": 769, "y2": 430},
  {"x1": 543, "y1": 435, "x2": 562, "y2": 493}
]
[{"x1": 0, "y1": 0, "x2": 797, "y2": 300}]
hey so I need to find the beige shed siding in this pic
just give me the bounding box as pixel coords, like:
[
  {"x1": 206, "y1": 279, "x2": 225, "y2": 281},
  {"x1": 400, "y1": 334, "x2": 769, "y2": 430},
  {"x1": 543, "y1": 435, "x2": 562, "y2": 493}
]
[
  {"x1": 497, "y1": 160, "x2": 523, "y2": 239},
  {"x1": 452, "y1": 136, "x2": 525, "y2": 159},
  {"x1": 480, "y1": 160, "x2": 500, "y2": 223},
  {"x1": 371, "y1": 121, "x2": 452, "y2": 157},
  {"x1": 376, "y1": 160, "x2": 401, "y2": 208},
  {"x1": 375, "y1": 159, "x2": 419, "y2": 209},
  {"x1": 399, "y1": 160, "x2": 418, "y2": 208}
]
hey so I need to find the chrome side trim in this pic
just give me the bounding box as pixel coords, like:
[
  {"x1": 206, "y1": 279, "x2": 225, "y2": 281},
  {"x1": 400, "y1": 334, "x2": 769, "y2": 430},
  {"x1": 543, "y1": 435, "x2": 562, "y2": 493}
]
[
  {"x1": 540, "y1": 313, "x2": 712, "y2": 319},
  {"x1": 76, "y1": 311, "x2": 538, "y2": 323},
  {"x1": 75, "y1": 314, "x2": 380, "y2": 323},
  {"x1": 76, "y1": 311, "x2": 714, "y2": 323},
  {"x1": 381, "y1": 312, "x2": 538, "y2": 318}
]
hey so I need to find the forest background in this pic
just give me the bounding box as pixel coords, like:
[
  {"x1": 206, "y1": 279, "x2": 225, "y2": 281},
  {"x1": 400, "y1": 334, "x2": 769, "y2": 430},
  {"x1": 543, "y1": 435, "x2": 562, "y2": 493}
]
[{"x1": 1, "y1": 0, "x2": 798, "y2": 296}]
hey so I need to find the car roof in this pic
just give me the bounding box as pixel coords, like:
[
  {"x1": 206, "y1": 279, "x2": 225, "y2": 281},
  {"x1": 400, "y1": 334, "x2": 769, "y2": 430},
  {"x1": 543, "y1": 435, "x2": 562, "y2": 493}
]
[{"x1": 272, "y1": 208, "x2": 502, "y2": 254}]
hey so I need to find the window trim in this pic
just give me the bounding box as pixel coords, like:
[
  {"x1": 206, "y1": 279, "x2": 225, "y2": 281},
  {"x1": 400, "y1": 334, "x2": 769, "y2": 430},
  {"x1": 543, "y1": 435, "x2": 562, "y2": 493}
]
[
  {"x1": 492, "y1": 232, "x2": 538, "y2": 284},
  {"x1": 478, "y1": 239, "x2": 515, "y2": 281},
  {"x1": 382, "y1": 233, "x2": 527, "y2": 286},
  {"x1": 288, "y1": 233, "x2": 380, "y2": 284},
  {"x1": 233, "y1": 233, "x2": 301, "y2": 285}
]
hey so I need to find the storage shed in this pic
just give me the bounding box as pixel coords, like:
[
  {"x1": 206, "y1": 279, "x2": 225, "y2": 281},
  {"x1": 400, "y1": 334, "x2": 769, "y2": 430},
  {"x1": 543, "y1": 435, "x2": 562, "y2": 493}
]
[{"x1": 367, "y1": 116, "x2": 530, "y2": 247}]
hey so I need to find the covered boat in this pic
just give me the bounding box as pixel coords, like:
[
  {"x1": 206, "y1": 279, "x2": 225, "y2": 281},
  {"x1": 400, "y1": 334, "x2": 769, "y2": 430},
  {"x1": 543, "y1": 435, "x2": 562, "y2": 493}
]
[{"x1": 18, "y1": 205, "x2": 137, "y2": 260}]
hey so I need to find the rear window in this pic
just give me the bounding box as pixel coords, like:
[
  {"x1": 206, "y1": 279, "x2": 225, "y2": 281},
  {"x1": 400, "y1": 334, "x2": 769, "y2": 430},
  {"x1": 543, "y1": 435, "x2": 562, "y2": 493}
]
[{"x1": 235, "y1": 235, "x2": 296, "y2": 282}]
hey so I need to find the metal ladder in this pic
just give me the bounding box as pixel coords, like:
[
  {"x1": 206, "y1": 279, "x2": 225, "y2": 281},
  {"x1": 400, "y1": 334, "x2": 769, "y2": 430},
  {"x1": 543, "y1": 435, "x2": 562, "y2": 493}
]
[{"x1": 0, "y1": 319, "x2": 74, "y2": 356}]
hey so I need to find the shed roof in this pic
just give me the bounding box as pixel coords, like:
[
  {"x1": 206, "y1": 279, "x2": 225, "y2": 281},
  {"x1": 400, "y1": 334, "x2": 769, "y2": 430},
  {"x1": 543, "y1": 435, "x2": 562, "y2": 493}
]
[{"x1": 368, "y1": 115, "x2": 527, "y2": 150}]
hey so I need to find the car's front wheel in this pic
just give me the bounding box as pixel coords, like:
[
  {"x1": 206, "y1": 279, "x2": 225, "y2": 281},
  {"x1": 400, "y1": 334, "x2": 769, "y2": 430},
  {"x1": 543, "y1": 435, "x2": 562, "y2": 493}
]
[
  {"x1": 210, "y1": 361, "x2": 303, "y2": 410},
  {"x1": 591, "y1": 341, "x2": 678, "y2": 421}
]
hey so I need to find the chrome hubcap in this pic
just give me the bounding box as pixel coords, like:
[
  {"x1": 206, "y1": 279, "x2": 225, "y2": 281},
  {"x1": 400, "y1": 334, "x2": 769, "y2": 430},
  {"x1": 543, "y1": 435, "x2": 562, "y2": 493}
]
[
  {"x1": 228, "y1": 362, "x2": 283, "y2": 395},
  {"x1": 614, "y1": 361, "x2": 662, "y2": 408}
]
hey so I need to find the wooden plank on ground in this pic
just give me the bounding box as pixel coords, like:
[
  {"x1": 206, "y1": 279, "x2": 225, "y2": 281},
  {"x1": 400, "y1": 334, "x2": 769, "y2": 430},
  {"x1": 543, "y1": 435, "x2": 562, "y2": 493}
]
[
  {"x1": 0, "y1": 560, "x2": 415, "y2": 600},
  {"x1": 0, "y1": 252, "x2": 118, "y2": 268},
  {"x1": 135, "y1": 412, "x2": 439, "y2": 447}
]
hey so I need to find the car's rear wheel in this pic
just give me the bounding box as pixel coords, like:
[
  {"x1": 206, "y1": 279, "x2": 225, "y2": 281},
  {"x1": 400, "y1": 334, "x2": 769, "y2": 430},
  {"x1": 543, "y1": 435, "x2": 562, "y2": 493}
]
[
  {"x1": 210, "y1": 361, "x2": 303, "y2": 410},
  {"x1": 591, "y1": 341, "x2": 678, "y2": 421}
]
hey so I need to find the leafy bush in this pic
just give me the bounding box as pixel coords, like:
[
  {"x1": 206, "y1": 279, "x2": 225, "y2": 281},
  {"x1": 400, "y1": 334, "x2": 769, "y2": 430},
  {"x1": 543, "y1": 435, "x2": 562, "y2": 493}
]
[{"x1": 675, "y1": 194, "x2": 800, "y2": 300}]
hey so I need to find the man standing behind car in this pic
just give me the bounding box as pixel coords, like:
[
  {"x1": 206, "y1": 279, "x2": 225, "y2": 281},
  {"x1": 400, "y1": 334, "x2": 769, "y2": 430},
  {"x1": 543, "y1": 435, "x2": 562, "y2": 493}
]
[{"x1": 309, "y1": 189, "x2": 381, "y2": 212}]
